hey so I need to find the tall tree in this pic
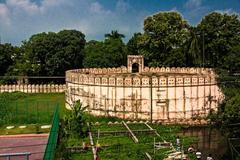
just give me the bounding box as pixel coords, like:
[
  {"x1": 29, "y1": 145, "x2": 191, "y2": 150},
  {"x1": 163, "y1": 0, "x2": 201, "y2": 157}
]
[
  {"x1": 83, "y1": 41, "x2": 108, "y2": 68},
  {"x1": 13, "y1": 30, "x2": 86, "y2": 76},
  {"x1": 137, "y1": 12, "x2": 190, "y2": 67},
  {"x1": 127, "y1": 32, "x2": 142, "y2": 55},
  {"x1": 104, "y1": 30, "x2": 125, "y2": 40},
  {"x1": 104, "y1": 31, "x2": 127, "y2": 66},
  {"x1": 83, "y1": 31, "x2": 126, "y2": 68},
  {"x1": 197, "y1": 12, "x2": 240, "y2": 69},
  {"x1": 47, "y1": 30, "x2": 86, "y2": 75},
  {"x1": 0, "y1": 43, "x2": 20, "y2": 76},
  {"x1": 184, "y1": 27, "x2": 201, "y2": 66}
]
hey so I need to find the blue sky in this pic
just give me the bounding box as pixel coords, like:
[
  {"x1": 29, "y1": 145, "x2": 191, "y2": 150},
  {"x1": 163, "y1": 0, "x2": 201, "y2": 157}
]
[{"x1": 0, "y1": 0, "x2": 239, "y2": 45}]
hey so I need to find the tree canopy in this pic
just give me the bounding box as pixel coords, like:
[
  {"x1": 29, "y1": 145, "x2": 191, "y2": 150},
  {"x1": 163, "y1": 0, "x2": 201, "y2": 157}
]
[
  {"x1": 197, "y1": 12, "x2": 240, "y2": 69},
  {"x1": 136, "y1": 12, "x2": 190, "y2": 67},
  {"x1": 0, "y1": 43, "x2": 20, "y2": 76},
  {"x1": 8, "y1": 30, "x2": 85, "y2": 77},
  {"x1": 83, "y1": 30, "x2": 126, "y2": 68}
]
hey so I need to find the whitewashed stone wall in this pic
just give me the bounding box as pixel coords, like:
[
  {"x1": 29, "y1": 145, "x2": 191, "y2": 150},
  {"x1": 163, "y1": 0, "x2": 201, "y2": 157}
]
[
  {"x1": 65, "y1": 56, "x2": 224, "y2": 121},
  {"x1": 0, "y1": 84, "x2": 65, "y2": 93}
]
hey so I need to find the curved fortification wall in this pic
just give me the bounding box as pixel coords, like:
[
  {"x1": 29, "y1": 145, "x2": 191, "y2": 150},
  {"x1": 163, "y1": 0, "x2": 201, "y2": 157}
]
[{"x1": 65, "y1": 55, "x2": 223, "y2": 121}]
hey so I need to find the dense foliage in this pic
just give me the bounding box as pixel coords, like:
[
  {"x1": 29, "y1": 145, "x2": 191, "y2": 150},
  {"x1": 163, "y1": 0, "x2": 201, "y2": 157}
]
[
  {"x1": 6, "y1": 30, "x2": 86, "y2": 77},
  {"x1": 83, "y1": 30, "x2": 127, "y2": 68},
  {"x1": 209, "y1": 70, "x2": 240, "y2": 137},
  {"x1": 138, "y1": 12, "x2": 190, "y2": 67},
  {"x1": 0, "y1": 43, "x2": 21, "y2": 77},
  {"x1": 63, "y1": 100, "x2": 88, "y2": 138}
]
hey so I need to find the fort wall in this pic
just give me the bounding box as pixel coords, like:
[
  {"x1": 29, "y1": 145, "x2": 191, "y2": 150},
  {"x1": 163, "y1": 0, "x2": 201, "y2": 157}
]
[
  {"x1": 0, "y1": 84, "x2": 65, "y2": 93},
  {"x1": 65, "y1": 56, "x2": 223, "y2": 121}
]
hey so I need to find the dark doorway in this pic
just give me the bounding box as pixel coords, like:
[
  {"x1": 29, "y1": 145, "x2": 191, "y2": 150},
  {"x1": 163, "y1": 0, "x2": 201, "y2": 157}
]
[{"x1": 132, "y1": 63, "x2": 139, "y2": 73}]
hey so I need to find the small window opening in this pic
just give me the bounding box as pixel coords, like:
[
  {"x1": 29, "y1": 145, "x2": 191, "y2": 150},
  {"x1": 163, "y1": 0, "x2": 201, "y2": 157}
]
[{"x1": 132, "y1": 63, "x2": 139, "y2": 73}]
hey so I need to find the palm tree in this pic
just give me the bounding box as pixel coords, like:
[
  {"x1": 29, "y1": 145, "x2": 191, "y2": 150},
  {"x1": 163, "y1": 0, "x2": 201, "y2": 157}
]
[
  {"x1": 186, "y1": 27, "x2": 201, "y2": 66},
  {"x1": 104, "y1": 30, "x2": 125, "y2": 40}
]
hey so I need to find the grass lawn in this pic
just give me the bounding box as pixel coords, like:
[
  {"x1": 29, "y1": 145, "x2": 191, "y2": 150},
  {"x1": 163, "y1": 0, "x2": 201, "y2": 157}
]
[
  {"x1": 0, "y1": 92, "x2": 66, "y2": 133},
  {"x1": 91, "y1": 124, "x2": 126, "y2": 132}
]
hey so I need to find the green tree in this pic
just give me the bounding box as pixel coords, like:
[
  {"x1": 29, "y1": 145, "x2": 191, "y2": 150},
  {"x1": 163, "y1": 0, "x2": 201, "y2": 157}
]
[
  {"x1": 105, "y1": 30, "x2": 125, "y2": 40},
  {"x1": 104, "y1": 31, "x2": 127, "y2": 66},
  {"x1": 223, "y1": 94, "x2": 240, "y2": 125},
  {"x1": 223, "y1": 45, "x2": 240, "y2": 72},
  {"x1": 197, "y1": 12, "x2": 240, "y2": 68},
  {"x1": 83, "y1": 30, "x2": 126, "y2": 68},
  {"x1": 137, "y1": 12, "x2": 190, "y2": 67},
  {"x1": 0, "y1": 43, "x2": 20, "y2": 76},
  {"x1": 83, "y1": 41, "x2": 107, "y2": 67},
  {"x1": 13, "y1": 30, "x2": 85, "y2": 77},
  {"x1": 50, "y1": 30, "x2": 86, "y2": 75},
  {"x1": 127, "y1": 32, "x2": 142, "y2": 55},
  {"x1": 184, "y1": 27, "x2": 201, "y2": 66}
]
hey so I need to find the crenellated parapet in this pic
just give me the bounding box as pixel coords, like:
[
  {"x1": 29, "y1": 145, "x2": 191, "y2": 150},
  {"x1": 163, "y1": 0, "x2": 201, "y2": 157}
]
[
  {"x1": 0, "y1": 84, "x2": 65, "y2": 93},
  {"x1": 66, "y1": 69, "x2": 216, "y2": 87},
  {"x1": 66, "y1": 66, "x2": 214, "y2": 75}
]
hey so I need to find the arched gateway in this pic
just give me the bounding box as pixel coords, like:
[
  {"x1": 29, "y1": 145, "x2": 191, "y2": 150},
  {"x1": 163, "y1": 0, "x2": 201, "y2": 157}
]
[{"x1": 65, "y1": 55, "x2": 223, "y2": 123}]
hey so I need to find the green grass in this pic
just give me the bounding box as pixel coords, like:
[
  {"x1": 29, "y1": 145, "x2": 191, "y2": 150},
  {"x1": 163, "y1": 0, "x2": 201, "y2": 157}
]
[
  {"x1": 91, "y1": 124, "x2": 126, "y2": 132},
  {"x1": 0, "y1": 92, "x2": 65, "y2": 126},
  {"x1": 127, "y1": 123, "x2": 149, "y2": 130},
  {"x1": 85, "y1": 114, "x2": 123, "y2": 123},
  {"x1": 72, "y1": 153, "x2": 93, "y2": 160}
]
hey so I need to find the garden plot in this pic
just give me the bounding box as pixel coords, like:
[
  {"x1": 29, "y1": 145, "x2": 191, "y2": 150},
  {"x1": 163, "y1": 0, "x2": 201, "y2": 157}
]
[
  {"x1": 90, "y1": 122, "x2": 174, "y2": 160},
  {"x1": 64, "y1": 136, "x2": 93, "y2": 160},
  {"x1": 96, "y1": 135, "x2": 133, "y2": 146},
  {"x1": 97, "y1": 143, "x2": 153, "y2": 160},
  {"x1": 72, "y1": 123, "x2": 197, "y2": 160},
  {"x1": 90, "y1": 123, "x2": 147, "y2": 159},
  {"x1": 126, "y1": 123, "x2": 149, "y2": 130},
  {"x1": 91, "y1": 124, "x2": 126, "y2": 132},
  {"x1": 149, "y1": 124, "x2": 183, "y2": 143},
  {"x1": 72, "y1": 152, "x2": 93, "y2": 160}
]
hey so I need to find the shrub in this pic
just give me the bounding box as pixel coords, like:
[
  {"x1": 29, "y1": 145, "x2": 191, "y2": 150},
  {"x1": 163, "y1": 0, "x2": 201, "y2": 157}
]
[{"x1": 63, "y1": 100, "x2": 88, "y2": 138}]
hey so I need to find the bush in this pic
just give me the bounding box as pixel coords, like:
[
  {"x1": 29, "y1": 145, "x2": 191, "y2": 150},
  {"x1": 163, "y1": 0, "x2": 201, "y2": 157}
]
[{"x1": 63, "y1": 100, "x2": 88, "y2": 138}]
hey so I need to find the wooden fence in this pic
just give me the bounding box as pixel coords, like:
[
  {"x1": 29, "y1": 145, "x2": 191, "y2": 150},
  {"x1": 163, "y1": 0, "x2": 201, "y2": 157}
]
[{"x1": 0, "y1": 84, "x2": 65, "y2": 93}]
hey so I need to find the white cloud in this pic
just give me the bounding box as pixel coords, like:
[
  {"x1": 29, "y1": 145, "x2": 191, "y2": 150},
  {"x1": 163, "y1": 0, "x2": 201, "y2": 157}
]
[
  {"x1": 185, "y1": 0, "x2": 202, "y2": 9},
  {"x1": 6, "y1": 0, "x2": 40, "y2": 14},
  {"x1": 183, "y1": 0, "x2": 210, "y2": 24},
  {"x1": 0, "y1": 3, "x2": 11, "y2": 26},
  {"x1": 116, "y1": 0, "x2": 130, "y2": 13},
  {"x1": 0, "y1": 0, "x2": 147, "y2": 45},
  {"x1": 89, "y1": 2, "x2": 109, "y2": 14},
  {"x1": 169, "y1": 7, "x2": 178, "y2": 12},
  {"x1": 41, "y1": 0, "x2": 65, "y2": 7}
]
